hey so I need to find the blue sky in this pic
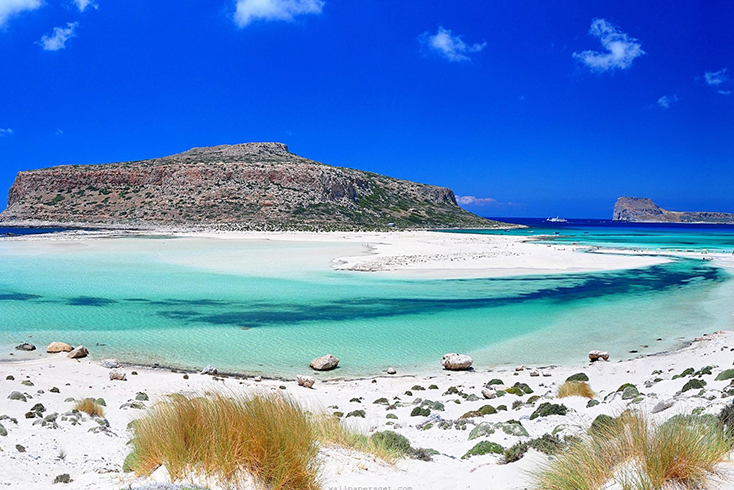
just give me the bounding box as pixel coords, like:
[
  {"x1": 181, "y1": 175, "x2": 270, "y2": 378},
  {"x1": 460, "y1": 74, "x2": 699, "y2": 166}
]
[{"x1": 0, "y1": 1, "x2": 732, "y2": 218}]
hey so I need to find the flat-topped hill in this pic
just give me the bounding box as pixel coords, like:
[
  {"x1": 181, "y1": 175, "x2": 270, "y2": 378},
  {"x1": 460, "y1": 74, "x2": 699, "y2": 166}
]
[
  {"x1": 1, "y1": 142, "x2": 508, "y2": 231},
  {"x1": 613, "y1": 197, "x2": 734, "y2": 224}
]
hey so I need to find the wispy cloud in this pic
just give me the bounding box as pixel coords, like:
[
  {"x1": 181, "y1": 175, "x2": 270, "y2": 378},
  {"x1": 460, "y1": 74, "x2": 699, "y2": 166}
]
[
  {"x1": 55, "y1": 128, "x2": 64, "y2": 135},
  {"x1": 419, "y1": 26, "x2": 486, "y2": 62},
  {"x1": 0, "y1": 128, "x2": 14, "y2": 136},
  {"x1": 719, "y1": 90, "x2": 732, "y2": 96},
  {"x1": 456, "y1": 196, "x2": 497, "y2": 207},
  {"x1": 573, "y1": 19, "x2": 645, "y2": 73},
  {"x1": 73, "y1": 0, "x2": 97, "y2": 12},
  {"x1": 657, "y1": 95, "x2": 678, "y2": 109},
  {"x1": 704, "y1": 68, "x2": 728, "y2": 86},
  {"x1": 0, "y1": 0, "x2": 42, "y2": 27},
  {"x1": 37, "y1": 22, "x2": 78, "y2": 51},
  {"x1": 234, "y1": 0, "x2": 324, "y2": 28}
]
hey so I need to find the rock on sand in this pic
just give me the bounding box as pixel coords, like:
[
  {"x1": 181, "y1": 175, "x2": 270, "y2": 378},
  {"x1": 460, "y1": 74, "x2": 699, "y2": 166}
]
[
  {"x1": 67, "y1": 346, "x2": 89, "y2": 359},
  {"x1": 441, "y1": 353, "x2": 473, "y2": 371},
  {"x1": 589, "y1": 350, "x2": 610, "y2": 362}
]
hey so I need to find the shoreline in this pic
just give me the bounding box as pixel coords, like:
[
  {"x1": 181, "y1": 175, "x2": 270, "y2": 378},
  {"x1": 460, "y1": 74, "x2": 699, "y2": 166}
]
[{"x1": 1, "y1": 331, "x2": 733, "y2": 489}]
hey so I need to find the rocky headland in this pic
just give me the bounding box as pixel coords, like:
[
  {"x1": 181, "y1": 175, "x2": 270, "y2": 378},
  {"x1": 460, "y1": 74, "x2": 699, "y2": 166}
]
[
  {"x1": 0, "y1": 142, "x2": 509, "y2": 231},
  {"x1": 613, "y1": 197, "x2": 734, "y2": 224}
]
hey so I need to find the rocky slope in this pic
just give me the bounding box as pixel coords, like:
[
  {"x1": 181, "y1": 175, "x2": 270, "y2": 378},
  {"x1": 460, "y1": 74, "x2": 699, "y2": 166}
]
[
  {"x1": 0, "y1": 142, "x2": 508, "y2": 231},
  {"x1": 613, "y1": 197, "x2": 734, "y2": 224}
]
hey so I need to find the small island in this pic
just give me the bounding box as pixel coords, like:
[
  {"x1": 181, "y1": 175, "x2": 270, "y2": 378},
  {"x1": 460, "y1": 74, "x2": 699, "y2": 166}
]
[{"x1": 613, "y1": 197, "x2": 734, "y2": 224}]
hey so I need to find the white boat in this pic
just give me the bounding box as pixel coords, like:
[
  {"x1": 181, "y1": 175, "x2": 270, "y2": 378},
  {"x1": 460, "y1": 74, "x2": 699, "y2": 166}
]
[{"x1": 546, "y1": 216, "x2": 568, "y2": 223}]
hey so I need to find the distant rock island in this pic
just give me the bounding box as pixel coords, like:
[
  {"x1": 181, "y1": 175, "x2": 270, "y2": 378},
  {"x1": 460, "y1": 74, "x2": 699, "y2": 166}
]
[
  {"x1": 613, "y1": 197, "x2": 734, "y2": 224},
  {"x1": 0, "y1": 142, "x2": 509, "y2": 231}
]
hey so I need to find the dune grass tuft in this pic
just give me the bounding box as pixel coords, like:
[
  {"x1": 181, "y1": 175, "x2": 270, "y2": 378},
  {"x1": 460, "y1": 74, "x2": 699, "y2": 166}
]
[
  {"x1": 557, "y1": 381, "x2": 595, "y2": 400},
  {"x1": 127, "y1": 392, "x2": 319, "y2": 490},
  {"x1": 74, "y1": 398, "x2": 105, "y2": 417},
  {"x1": 126, "y1": 392, "x2": 410, "y2": 490},
  {"x1": 534, "y1": 411, "x2": 732, "y2": 490}
]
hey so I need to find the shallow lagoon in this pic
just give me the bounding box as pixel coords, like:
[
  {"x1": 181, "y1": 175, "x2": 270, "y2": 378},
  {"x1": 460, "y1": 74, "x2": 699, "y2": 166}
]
[{"x1": 0, "y1": 234, "x2": 732, "y2": 377}]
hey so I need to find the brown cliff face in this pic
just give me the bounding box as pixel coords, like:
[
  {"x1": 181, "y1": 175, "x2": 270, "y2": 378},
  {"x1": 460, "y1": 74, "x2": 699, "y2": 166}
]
[
  {"x1": 613, "y1": 197, "x2": 734, "y2": 224},
  {"x1": 1, "y1": 142, "x2": 505, "y2": 230}
]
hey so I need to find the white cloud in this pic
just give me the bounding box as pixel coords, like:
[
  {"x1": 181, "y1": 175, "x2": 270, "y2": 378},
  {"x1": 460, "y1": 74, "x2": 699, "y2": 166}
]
[
  {"x1": 55, "y1": 128, "x2": 64, "y2": 135},
  {"x1": 419, "y1": 26, "x2": 486, "y2": 62},
  {"x1": 456, "y1": 195, "x2": 497, "y2": 206},
  {"x1": 657, "y1": 95, "x2": 678, "y2": 109},
  {"x1": 0, "y1": 128, "x2": 13, "y2": 136},
  {"x1": 73, "y1": 0, "x2": 97, "y2": 12},
  {"x1": 704, "y1": 68, "x2": 728, "y2": 86},
  {"x1": 719, "y1": 90, "x2": 732, "y2": 96},
  {"x1": 573, "y1": 19, "x2": 645, "y2": 73},
  {"x1": 234, "y1": 0, "x2": 324, "y2": 27},
  {"x1": 0, "y1": 0, "x2": 42, "y2": 27},
  {"x1": 37, "y1": 22, "x2": 78, "y2": 51}
]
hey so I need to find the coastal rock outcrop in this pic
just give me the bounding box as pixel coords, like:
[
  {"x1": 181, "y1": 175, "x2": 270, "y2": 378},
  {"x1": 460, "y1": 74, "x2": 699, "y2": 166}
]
[
  {"x1": 15, "y1": 343, "x2": 36, "y2": 351},
  {"x1": 613, "y1": 197, "x2": 734, "y2": 224},
  {"x1": 310, "y1": 354, "x2": 339, "y2": 371},
  {"x1": 46, "y1": 342, "x2": 73, "y2": 353},
  {"x1": 0, "y1": 142, "x2": 510, "y2": 231},
  {"x1": 297, "y1": 375, "x2": 315, "y2": 389},
  {"x1": 441, "y1": 353, "x2": 473, "y2": 371},
  {"x1": 109, "y1": 370, "x2": 127, "y2": 381}
]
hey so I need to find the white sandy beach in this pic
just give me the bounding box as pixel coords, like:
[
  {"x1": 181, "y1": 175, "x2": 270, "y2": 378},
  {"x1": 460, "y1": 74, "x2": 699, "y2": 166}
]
[
  {"x1": 1, "y1": 331, "x2": 734, "y2": 489},
  {"x1": 1, "y1": 230, "x2": 733, "y2": 489}
]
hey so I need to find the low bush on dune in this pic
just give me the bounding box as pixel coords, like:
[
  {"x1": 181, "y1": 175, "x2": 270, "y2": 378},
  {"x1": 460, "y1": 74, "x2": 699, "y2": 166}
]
[
  {"x1": 74, "y1": 398, "x2": 104, "y2": 417},
  {"x1": 126, "y1": 392, "x2": 418, "y2": 489},
  {"x1": 533, "y1": 411, "x2": 733, "y2": 490},
  {"x1": 557, "y1": 381, "x2": 595, "y2": 399},
  {"x1": 315, "y1": 418, "x2": 430, "y2": 462}
]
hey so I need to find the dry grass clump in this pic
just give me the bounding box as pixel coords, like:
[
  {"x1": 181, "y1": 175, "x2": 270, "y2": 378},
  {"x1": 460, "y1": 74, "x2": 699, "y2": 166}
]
[
  {"x1": 126, "y1": 392, "x2": 409, "y2": 490},
  {"x1": 534, "y1": 411, "x2": 732, "y2": 490},
  {"x1": 74, "y1": 398, "x2": 105, "y2": 417},
  {"x1": 127, "y1": 393, "x2": 319, "y2": 490},
  {"x1": 557, "y1": 381, "x2": 595, "y2": 399}
]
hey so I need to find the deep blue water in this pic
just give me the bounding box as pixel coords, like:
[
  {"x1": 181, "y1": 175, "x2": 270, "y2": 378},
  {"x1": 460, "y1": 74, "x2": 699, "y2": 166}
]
[{"x1": 447, "y1": 218, "x2": 734, "y2": 252}]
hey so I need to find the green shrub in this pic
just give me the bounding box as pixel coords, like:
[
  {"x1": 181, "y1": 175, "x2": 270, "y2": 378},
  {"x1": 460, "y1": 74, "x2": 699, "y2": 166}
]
[
  {"x1": 410, "y1": 407, "x2": 430, "y2": 417},
  {"x1": 530, "y1": 403, "x2": 568, "y2": 420},
  {"x1": 673, "y1": 367, "x2": 694, "y2": 379},
  {"x1": 513, "y1": 382, "x2": 534, "y2": 394},
  {"x1": 682, "y1": 378, "x2": 707, "y2": 392},
  {"x1": 462, "y1": 441, "x2": 504, "y2": 459},
  {"x1": 565, "y1": 372, "x2": 589, "y2": 382},
  {"x1": 616, "y1": 383, "x2": 637, "y2": 392},
  {"x1": 715, "y1": 369, "x2": 734, "y2": 381},
  {"x1": 478, "y1": 404, "x2": 497, "y2": 415}
]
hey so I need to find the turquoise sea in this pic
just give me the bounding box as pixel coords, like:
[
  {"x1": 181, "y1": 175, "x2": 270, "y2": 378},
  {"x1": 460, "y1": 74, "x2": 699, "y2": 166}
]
[{"x1": 0, "y1": 220, "x2": 733, "y2": 378}]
